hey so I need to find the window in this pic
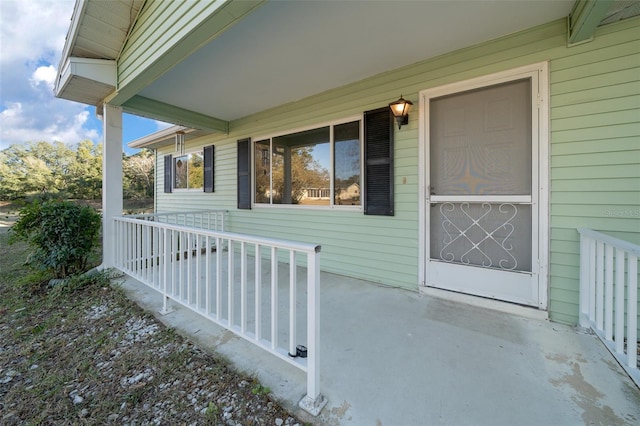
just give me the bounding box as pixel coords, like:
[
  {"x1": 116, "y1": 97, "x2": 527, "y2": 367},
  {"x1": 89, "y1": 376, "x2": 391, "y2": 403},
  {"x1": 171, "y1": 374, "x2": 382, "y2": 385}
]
[
  {"x1": 164, "y1": 145, "x2": 215, "y2": 193},
  {"x1": 237, "y1": 108, "x2": 392, "y2": 213},
  {"x1": 254, "y1": 120, "x2": 361, "y2": 207},
  {"x1": 174, "y1": 152, "x2": 203, "y2": 190}
]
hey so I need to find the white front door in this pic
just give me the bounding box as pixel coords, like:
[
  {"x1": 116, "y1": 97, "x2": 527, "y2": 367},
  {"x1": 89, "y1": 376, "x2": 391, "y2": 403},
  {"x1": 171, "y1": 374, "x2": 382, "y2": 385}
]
[{"x1": 421, "y1": 64, "x2": 548, "y2": 308}]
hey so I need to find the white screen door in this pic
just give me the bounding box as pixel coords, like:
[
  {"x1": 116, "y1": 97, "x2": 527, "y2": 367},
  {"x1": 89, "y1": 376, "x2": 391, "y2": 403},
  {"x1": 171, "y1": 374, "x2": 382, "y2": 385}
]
[{"x1": 425, "y1": 73, "x2": 542, "y2": 307}]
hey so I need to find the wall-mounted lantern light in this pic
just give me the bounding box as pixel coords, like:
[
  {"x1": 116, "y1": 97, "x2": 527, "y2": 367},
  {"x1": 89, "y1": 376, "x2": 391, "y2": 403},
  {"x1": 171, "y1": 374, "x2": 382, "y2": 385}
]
[
  {"x1": 175, "y1": 131, "x2": 185, "y2": 155},
  {"x1": 389, "y1": 95, "x2": 413, "y2": 129}
]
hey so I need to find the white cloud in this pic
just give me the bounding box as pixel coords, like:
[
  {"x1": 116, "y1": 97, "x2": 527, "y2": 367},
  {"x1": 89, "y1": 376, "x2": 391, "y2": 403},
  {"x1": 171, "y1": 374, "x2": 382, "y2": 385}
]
[
  {"x1": 0, "y1": 0, "x2": 158, "y2": 152},
  {"x1": 0, "y1": 0, "x2": 100, "y2": 150},
  {"x1": 0, "y1": 101, "x2": 98, "y2": 148},
  {"x1": 0, "y1": 0, "x2": 71, "y2": 65},
  {"x1": 30, "y1": 65, "x2": 58, "y2": 90}
]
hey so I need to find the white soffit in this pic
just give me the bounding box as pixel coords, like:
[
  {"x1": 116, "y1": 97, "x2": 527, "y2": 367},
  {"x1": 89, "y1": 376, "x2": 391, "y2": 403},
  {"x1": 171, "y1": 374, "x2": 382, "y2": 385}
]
[
  {"x1": 55, "y1": 0, "x2": 144, "y2": 105},
  {"x1": 55, "y1": 57, "x2": 116, "y2": 103},
  {"x1": 139, "y1": 0, "x2": 575, "y2": 122}
]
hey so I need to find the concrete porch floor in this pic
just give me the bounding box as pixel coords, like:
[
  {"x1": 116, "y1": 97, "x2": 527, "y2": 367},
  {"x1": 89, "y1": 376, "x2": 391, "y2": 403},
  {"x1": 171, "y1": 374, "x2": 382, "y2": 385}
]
[{"x1": 118, "y1": 271, "x2": 640, "y2": 426}]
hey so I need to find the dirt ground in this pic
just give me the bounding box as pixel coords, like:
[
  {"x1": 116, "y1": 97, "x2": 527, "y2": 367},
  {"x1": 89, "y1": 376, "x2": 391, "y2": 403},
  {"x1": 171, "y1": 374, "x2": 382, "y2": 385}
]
[
  {"x1": 0, "y1": 200, "x2": 305, "y2": 425},
  {"x1": 0, "y1": 201, "x2": 19, "y2": 230}
]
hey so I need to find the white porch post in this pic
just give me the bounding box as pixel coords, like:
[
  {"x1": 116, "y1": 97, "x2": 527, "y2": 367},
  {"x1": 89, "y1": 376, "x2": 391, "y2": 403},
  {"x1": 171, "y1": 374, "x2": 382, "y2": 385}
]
[{"x1": 101, "y1": 104, "x2": 123, "y2": 268}]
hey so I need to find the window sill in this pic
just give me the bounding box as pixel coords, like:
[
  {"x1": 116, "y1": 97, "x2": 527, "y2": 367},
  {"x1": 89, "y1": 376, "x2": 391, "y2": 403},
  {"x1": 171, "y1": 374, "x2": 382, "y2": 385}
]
[{"x1": 251, "y1": 204, "x2": 363, "y2": 213}]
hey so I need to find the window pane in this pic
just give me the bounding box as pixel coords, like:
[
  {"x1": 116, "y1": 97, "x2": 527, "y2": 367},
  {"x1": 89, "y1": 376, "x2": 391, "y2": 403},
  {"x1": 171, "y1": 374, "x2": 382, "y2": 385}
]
[
  {"x1": 188, "y1": 152, "x2": 203, "y2": 189},
  {"x1": 334, "y1": 121, "x2": 361, "y2": 205},
  {"x1": 174, "y1": 155, "x2": 188, "y2": 189},
  {"x1": 254, "y1": 140, "x2": 270, "y2": 204},
  {"x1": 274, "y1": 127, "x2": 330, "y2": 205}
]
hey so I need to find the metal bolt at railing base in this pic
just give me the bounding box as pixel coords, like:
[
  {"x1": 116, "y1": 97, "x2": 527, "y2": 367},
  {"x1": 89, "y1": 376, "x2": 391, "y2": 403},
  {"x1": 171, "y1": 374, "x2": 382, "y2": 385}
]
[{"x1": 288, "y1": 344, "x2": 307, "y2": 358}]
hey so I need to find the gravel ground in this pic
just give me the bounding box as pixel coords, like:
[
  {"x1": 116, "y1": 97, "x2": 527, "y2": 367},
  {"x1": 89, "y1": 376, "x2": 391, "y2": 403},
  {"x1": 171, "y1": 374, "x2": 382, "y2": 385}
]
[{"x1": 0, "y1": 235, "x2": 304, "y2": 425}]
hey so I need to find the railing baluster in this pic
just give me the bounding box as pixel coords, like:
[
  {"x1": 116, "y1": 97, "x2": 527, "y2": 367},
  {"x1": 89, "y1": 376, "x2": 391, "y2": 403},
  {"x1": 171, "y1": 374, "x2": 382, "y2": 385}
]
[
  {"x1": 627, "y1": 255, "x2": 637, "y2": 370},
  {"x1": 171, "y1": 230, "x2": 177, "y2": 300},
  {"x1": 138, "y1": 223, "x2": 142, "y2": 277},
  {"x1": 206, "y1": 235, "x2": 211, "y2": 315},
  {"x1": 186, "y1": 232, "x2": 191, "y2": 304},
  {"x1": 241, "y1": 242, "x2": 247, "y2": 334},
  {"x1": 195, "y1": 233, "x2": 201, "y2": 309},
  {"x1": 588, "y1": 238, "x2": 596, "y2": 322},
  {"x1": 614, "y1": 248, "x2": 625, "y2": 354},
  {"x1": 255, "y1": 244, "x2": 262, "y2": 341},
  {"x1": 154, "y1": 226, "x2": 160, "y2": 288},
  {"x1": 228, "y1": 240, "x2": 234, "y2": 328},
  {"x1": 289, "y1": 251, "x2": 297, "y2": 357},
  {"x1": 162, "y1": 228, "x2": 169, "y2": 313},
  {"x1": 122, "y1": 221, "x2": 127, "y2": 271},
  {"x1": 604, "y1": 244, "x2": 614, "y2": 340},
  {"x1": 144, "y1": 225, "x2": 150, "y2": 283},
  {"x1": 271, "y1": 247, "x2": 278, "y2": 350},
  {"x1": 216, "y1": 237, "x2": 222, "y2": 320},
  {"x1": 596, "y1": 241, "x2": 605, "y2": 330}
]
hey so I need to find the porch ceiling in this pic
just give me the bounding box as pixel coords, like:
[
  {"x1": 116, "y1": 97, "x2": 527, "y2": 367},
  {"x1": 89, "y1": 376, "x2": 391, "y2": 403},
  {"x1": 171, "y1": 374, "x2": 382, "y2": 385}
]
[
  {"x1": 59, "y1": 1, "x2": 640, "y2": 131},
  {"x1": 137, "y1": 0, "x2": 575, "y2": 124}
]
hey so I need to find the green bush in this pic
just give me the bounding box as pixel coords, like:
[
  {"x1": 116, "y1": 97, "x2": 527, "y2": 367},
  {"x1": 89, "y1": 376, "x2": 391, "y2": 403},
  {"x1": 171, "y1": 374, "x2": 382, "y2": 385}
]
[{"x1": 9, "y1": 200, "x2": 101, "y2": 278}]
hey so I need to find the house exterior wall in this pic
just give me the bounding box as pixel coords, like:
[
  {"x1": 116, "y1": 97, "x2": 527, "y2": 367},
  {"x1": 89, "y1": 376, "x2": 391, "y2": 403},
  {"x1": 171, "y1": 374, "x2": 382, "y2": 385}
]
[
  {"x1": 153, "y1": 16, "x2": 640, "y2": 325},
  {"x1": 547, "y1": 19, "x2": 640, "y2": 324}
]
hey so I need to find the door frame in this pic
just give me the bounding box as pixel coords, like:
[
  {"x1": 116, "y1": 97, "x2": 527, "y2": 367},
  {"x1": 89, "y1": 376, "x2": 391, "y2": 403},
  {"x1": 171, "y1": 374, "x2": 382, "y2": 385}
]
[{"x1": 417, "y1": 62, "x2": 549, "y2": 310}]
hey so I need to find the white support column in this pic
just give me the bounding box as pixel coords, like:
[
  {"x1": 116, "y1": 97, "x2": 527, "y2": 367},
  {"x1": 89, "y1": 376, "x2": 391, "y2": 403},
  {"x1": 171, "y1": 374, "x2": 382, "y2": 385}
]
[{"x1": 101, "y1": 104, "x2": 123, "y2": 268}]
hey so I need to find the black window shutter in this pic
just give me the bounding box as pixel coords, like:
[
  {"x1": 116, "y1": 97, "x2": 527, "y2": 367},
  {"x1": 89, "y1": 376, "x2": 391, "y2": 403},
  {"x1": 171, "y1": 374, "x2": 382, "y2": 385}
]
[
  {"x1": 237, "y1": 138, "x2": 251, "y2": 209},
  {"x1": 203, "y1": 145, "x2": 214, "y2": 193},
  {"x1": 363, "y1": 106, "x2": 394, "y2": 216},
  {"x1": 164, "y1": 154, "x2": 172, "y2": 193}
]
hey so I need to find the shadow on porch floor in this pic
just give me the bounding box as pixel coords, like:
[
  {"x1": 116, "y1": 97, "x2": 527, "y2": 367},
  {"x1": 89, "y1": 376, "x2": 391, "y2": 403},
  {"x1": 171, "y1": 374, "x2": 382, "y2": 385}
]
[{"x1": 118, "y1": 271, "x2": 640, "y2": 426}]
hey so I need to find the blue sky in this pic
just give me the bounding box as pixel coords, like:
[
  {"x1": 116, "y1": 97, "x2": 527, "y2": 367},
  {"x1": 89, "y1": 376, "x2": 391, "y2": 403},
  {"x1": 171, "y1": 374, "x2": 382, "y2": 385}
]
[{"x1": 0, "y1": 0, "x2": 168, "y2": 155}]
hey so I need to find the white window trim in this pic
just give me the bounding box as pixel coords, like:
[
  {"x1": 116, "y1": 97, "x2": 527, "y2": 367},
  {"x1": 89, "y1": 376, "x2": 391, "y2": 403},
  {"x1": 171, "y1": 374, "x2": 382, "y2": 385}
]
[
  {"x1": 173, "y1": 149, "x2": 204, "y2": 191},
  {"x1": 251, "y1": 115, "x2": 364, "y2": 211}
]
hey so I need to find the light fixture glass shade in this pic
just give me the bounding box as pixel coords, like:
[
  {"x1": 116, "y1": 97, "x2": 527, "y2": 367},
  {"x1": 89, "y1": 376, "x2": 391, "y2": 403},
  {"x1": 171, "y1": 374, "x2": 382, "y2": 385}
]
[{"x1": 389, "y1": 95, "x2": 413, "y2": 129}]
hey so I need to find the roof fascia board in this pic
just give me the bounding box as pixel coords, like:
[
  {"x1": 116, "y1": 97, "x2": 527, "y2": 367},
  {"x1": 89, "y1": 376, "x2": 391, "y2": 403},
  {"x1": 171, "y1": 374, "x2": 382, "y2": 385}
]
[
  {"x1": 106, "y1": 0, "x2": 265, "y2": 107},
  {"x1": 57, "y1": 0, "x2": 87, "y2": 73},
  {"x1": 123, "y1": 95, "x2": 229, "y2": 133},
  {"x1": 128, "y1": 124, "x2": 193, "y2": 149},
  {"x1": 568, "y1": 0, "x2": 611, "y2": 45}
]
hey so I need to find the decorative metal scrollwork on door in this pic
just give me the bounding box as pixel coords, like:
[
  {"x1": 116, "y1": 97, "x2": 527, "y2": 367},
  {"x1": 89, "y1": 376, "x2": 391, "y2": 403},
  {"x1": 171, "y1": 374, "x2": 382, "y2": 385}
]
[{"x1": 439, "y1": 202, "x2": 519, "y2": 270}]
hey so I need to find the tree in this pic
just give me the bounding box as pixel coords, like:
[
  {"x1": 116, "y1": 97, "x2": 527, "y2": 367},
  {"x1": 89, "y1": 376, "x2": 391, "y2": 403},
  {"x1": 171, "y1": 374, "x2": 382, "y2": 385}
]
[
  {"x1": 0, "y1": 142, "x2": 62, "y2": 199},
  {"x1": 123, "y1": 149, "x2": 155, "y2": 199},
  {"x1": 0, "y1": 140, "x2": 154, "y2": 201},
  {"x1": 0, "y1": 151, "x2": 23, "y2": 199},
  {"x1": 67, "y1": 140, "x2": 102, "y2": 199},
  {"x1": 270, "y1": 145, "x2": 329, "y2": 204}
]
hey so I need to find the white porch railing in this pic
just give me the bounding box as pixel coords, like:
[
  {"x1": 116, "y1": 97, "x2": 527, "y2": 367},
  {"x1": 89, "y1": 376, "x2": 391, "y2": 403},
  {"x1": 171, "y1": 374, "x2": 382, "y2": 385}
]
[
  {"x1": 129, "y1": 209, "x2": 227, "y2": 232},
  {"x1": 113, "y1": 216, "x2": 327, "y2": 415},
  {"x1": 578, "y1": 228, "x2": 640, "y2": 386}
]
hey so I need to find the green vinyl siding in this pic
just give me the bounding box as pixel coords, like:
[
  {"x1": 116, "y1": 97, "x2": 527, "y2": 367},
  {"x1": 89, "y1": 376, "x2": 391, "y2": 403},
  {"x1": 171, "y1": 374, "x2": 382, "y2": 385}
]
[
  {"x1": 154, "y1": 16, "x2": 640, "y2": 325},
  {"x1": 548, "y1": 16, "x2": 640, "y2": 325}
]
